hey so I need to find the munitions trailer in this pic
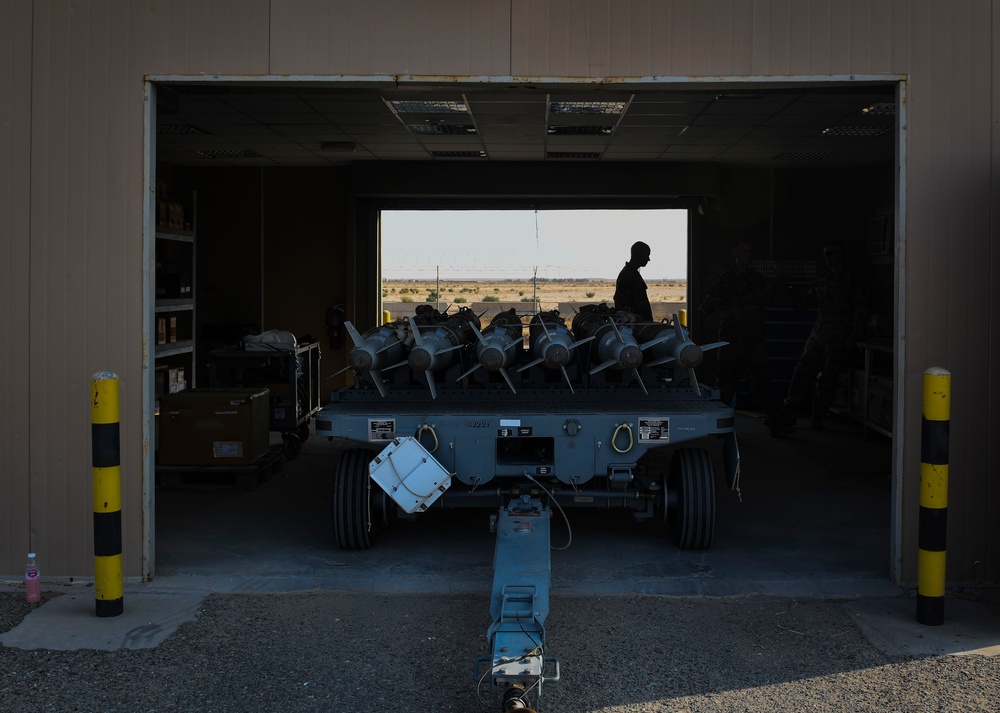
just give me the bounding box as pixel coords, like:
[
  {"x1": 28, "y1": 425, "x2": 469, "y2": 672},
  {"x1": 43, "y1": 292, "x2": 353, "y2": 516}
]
[{"x1": 315, "y1": 304, "x2": 740, "y2": 712}]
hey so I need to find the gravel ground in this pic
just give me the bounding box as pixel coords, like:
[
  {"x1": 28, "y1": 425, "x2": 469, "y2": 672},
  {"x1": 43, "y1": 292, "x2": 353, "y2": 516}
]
[{"x1": 2, "y1": 589, "x2": 1000, "y2": 712}]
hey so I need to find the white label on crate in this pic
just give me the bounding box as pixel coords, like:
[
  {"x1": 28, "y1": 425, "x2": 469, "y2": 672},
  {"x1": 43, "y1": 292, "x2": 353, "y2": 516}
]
[
  {"x1": 637, "y1": 417, "x2": 670, "y2": 443},
  {"x1": 369, "y1": 419, "x2": 396, "y2": 441},
  {"x1": 214, "y1": 441, "x2": 244, "y2": 457}
]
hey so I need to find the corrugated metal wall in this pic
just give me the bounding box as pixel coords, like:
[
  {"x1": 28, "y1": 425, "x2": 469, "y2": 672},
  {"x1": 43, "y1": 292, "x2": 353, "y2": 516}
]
[
  {"x1": 1, "y1": 1, "x2": 34, "y2": 578},
  {"x1": 3, "y1": 0, "x2": 998, "y2": 583}
]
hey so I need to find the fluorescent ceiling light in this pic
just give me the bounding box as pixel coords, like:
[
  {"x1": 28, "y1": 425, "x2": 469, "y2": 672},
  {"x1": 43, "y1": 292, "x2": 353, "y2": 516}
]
[
  {"x1": 195, "y1": 149, "x2": 258, "y2": 159},
  {"x1": 822, "y1": 126, "x2": 892, "y2": 137},
  {"x1": 390, "y1": 100, "x2": 468, "y2": 114},
  {"x1": 407, "y1": 124, "x2": 477, "y2": 135},
  {"x1": 862, "y1": 102, "x2": 896, "y2": 116},
  {"x1": 547, "y1": 125, "x2": 614, "y2": 135},
  {"x1": 546, "y1": 151, "x2": 602, "y2": 159},
  {"x1": 431, "y1": 150, "x2": 486, "y2": 158},
  {"x1": 550, "y1": 101, "x2": 625, "y2": 115}
]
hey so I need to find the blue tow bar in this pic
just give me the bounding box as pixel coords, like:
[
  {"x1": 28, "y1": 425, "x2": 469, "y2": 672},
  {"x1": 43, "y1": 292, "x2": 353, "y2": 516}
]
[{"x1": 475, "y1": 495, "x2": 560, "y2": 711}]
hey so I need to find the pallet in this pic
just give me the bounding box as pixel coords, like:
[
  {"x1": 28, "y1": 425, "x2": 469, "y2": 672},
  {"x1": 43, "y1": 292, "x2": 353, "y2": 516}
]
[{"x1": 155, "y1": 446, "x2": 284, "y2": 491}]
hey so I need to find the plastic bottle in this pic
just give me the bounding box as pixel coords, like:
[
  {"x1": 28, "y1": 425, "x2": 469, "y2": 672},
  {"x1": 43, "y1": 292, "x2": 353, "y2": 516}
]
[{"x1": 25, "y1": 553, "x2": 40, "y2": 604}]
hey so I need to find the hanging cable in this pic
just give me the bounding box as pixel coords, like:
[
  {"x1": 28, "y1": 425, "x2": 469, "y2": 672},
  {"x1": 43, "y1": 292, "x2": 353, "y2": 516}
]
[{"x1": 523, "y1": 473, "x2": 572, "y2": 552}]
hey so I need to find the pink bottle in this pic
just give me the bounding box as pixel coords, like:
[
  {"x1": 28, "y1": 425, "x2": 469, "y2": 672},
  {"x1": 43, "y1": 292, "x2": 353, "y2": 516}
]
[{"x1": 25, "y1": 553, "x2": 40, "y2": 604}]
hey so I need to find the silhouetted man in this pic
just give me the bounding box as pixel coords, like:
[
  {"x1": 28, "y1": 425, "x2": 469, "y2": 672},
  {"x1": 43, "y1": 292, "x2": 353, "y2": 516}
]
[{"x1": 613, "y1": 241, "x2": 653, "y2": 321}]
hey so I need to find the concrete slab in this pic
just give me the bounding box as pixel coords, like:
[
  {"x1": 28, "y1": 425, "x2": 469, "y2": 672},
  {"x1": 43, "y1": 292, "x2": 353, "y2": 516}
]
[
  {"x1": 845, "y1": 596, "x2": 1000, "y2": 657},
  {"x1": 4, "y1": 412, "x2": 949, "y2": 655},
  {"x1": 0, "y1": 589, "x2": 204, "y2": 651}
]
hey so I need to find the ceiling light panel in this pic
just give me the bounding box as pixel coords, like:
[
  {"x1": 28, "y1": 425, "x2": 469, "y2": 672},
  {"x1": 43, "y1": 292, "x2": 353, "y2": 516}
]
[
  {"x1": 550, "y1": 100, "x2": 626, "y2": 115},
  {"x1": 407, "y1": 123, "x2": 477, "y2": 135},
  {"x1": 431, "y1": 150, "x2": 486, "y2": 158},
  {"x1": 546, "y1": 151, "x2": 602, "y2": 159},
  {"x1": 821, "y1": 126, "x2": 893, "y2": 137},
  {"x1": 546, "y1": 125, "x2": 614, "y2": 135},
  {"x1": 157, "y1": 124, "x2": 207, "y2": 135},
  {"x1": 195, "y1": 149, "x2": 260, "y2": 159},
  {"x1": 862, "y1": 102, "x2": 896, "y2": 115},
  {"x1": 389, "y1": 100, "x2": 468, "y2": 114}
]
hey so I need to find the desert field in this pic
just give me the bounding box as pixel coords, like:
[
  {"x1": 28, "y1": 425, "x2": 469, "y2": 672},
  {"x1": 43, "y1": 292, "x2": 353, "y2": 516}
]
[{"x1": 382, "y1": 278, "x2": 687, "y2": 317}]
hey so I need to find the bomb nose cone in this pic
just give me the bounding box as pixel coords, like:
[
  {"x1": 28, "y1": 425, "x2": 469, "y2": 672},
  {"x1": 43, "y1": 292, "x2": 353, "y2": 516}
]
[
  {"x1": 544, "y1": 343, "x2": 570, "y2": 368},
  {"x1": 679, "y1": 344, "x2": 704, "y2": 368},
  {"x1": 349, "y1": 349, "x2": 374, "y2": 372},
  {"x1": 408, "y1": 347, "x2": 432, "y2": 371},
  {"x1": 480, "y1": 347, "x2": 504, "y2": 371},
  {"x1": 620, "y1": 345, "x2": 643, "y2": 369}
]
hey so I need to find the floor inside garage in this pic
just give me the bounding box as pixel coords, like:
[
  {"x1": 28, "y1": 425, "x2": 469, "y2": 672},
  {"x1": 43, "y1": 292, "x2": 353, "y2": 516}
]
[{"x1": 152, "y1": 411, "x2": 896, "y2": 598}]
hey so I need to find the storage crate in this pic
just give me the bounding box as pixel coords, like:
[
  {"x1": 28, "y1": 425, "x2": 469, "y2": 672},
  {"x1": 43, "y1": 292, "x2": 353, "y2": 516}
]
[{"x1": 158, "y1": 388, "x2": 270, "y2": 466}]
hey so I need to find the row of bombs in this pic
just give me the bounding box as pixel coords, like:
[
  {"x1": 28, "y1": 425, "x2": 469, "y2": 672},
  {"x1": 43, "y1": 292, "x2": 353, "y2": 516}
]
[{"x1": 341, "y1": 303, "x2": 725, "y2": 398}]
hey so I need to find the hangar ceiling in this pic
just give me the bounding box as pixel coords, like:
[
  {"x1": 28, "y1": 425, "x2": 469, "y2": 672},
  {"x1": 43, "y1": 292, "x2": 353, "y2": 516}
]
[{"x1": 156, "y1": 82, "x2": 896, "y2": 170}]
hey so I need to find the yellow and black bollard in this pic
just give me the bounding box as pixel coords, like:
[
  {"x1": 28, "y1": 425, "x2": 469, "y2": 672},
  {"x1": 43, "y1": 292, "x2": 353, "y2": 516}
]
[
  {"x1": 916, "y1": 367, "x2": 950, "y2": 626},
  {"x1": 91, "y1": 371, "x2": 124, "y2": 617}
]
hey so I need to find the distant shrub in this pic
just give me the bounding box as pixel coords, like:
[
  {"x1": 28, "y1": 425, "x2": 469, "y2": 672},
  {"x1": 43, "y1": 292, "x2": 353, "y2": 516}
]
[
  {"x1": 401, "y1": 296, "x2": 414, "y2": 303},
  {"x1": 586, "y1": 291, "x2": 595, "y2": 298},
  {"x1": 483, "y1": 295, "x2": 500, "y2": 302},
  {"x1": 520, "y1": 297, "x2": 535, "y2": 303},
  {"x1": 454, "y1": 297, "x2": 467, "y2": 303}
]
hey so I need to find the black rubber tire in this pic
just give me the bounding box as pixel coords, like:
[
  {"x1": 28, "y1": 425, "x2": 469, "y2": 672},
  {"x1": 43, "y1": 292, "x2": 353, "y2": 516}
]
[
  {"x1": 332, "y1": 448, "x2": 377, "y2": 549},
  {"x1": 667, "y1": 448, "x2": 717, "y2": 550},
  {"x1": 282, "y1": 433, "x2": 302, "y2": 460},
  {"x1": 298, "y1": 422, "x2": 311, "y2": 443}
]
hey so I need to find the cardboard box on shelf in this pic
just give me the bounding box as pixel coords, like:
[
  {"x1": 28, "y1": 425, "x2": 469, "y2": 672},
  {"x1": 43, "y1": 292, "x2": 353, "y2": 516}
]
[
  {"x1": 168, "y1": 201, "x2": 184, "y2": 229},
  {"x1": 158, "y1": 388, "x2": 270, "y2": 466},
  {"x1": 169, "y1": 315, "x2": 177, "y2": 343},
  {"x1": 157, "y1": 318, "x2": 167, "y2": 345},
  {"x1": 155, "y1": 366, "x2": 169, "y2": 400},
  {"x1": 167, "y1": 368, "x2": 185, "y2": 394}
]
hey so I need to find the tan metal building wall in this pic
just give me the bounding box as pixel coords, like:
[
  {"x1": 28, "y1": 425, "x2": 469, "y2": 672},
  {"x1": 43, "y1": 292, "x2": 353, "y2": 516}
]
[{"x1": 1, "y1": 0, "x2": 997, "y2": 585}]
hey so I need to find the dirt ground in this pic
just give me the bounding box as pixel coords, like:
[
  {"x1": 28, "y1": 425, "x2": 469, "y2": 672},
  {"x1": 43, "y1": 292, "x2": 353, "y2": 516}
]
[{"x1": 383, "y1": 278, "x2": 687, "y2": 314}]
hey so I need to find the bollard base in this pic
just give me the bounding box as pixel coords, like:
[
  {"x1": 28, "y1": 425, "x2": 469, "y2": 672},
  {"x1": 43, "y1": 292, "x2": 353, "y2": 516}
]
[
  {"x1": 916, "y1": 595, "x2": 944, "y2": 626},
  {"x1": 96, "y1": 598, "x2": 124, "y2": 618}
]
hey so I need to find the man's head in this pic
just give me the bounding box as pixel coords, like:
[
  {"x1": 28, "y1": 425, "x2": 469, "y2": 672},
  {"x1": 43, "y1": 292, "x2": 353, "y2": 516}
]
[
  {"x1": 732, "y1": 241, "x2": 753, "y2": 268},
  {"x1": 630, "y1": 241, "x2": 651, "y2": 268},
  {"x1": 822, "y1": 241, "x2": 845, "y2": 271}
]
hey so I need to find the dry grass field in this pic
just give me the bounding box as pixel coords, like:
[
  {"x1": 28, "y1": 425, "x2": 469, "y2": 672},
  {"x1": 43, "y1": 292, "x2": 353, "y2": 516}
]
[{"x1": 383, "y1": 278, "x2": 687, "y2": 316}]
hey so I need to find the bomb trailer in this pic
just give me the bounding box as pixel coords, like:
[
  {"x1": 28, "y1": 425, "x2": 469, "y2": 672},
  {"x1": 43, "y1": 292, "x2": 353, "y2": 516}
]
[{"x1": 314, "y1": 304, "x2": 741, "y2": 712}]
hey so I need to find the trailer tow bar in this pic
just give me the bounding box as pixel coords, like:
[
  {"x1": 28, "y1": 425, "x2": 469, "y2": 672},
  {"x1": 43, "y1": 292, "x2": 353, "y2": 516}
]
[{"x1": 475, "y1": 495, "x2": 560, "y2": 712}]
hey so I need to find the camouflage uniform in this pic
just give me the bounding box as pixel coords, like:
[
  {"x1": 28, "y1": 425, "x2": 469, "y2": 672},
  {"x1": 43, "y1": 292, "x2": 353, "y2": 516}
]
[
  {"x1": 783, "y1": 267, "x2": 869, "y2": 421},
  {"x1": 699, "y1": 266, "x2": 786, "y2": 412},
  {"x1": 613, "y1": 262, "x2": 652, "y2": 321}
]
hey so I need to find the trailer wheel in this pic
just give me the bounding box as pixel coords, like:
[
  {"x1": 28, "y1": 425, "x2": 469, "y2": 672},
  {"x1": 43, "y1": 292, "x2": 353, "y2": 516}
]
[
  {"x1": 282, "y1": 432, "x2": 302, "y2": 460},
  {"x1": 667, "y1": 448, "x2": 717, "y2": 550},
  {"x1": 332, "y1": 448, "x2": 378, "y2": 549}
]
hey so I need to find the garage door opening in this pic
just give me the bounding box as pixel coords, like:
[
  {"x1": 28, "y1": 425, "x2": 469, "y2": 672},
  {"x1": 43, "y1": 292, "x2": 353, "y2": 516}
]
[
  {"x1": 379, "y1": 208, "x2": 688, "y2": 321},
  {"x1": 149, "y1": 76, "x2": 898, "y2": 587}
]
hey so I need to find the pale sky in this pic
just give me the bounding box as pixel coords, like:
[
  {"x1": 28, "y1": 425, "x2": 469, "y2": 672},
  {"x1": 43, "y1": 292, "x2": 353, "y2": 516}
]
[{"x1": 380, "y1": 209, "x2": 688, "y2": 280}]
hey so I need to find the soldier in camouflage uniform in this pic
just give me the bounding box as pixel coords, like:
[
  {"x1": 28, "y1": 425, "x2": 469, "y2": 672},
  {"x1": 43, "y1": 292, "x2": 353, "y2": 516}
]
[
  {"x1": 772, "y1": 241, "x2": 869, "y2": 433},
  {"x1": 699, "y1": 241, "x2": 787, "y2": 418}
]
